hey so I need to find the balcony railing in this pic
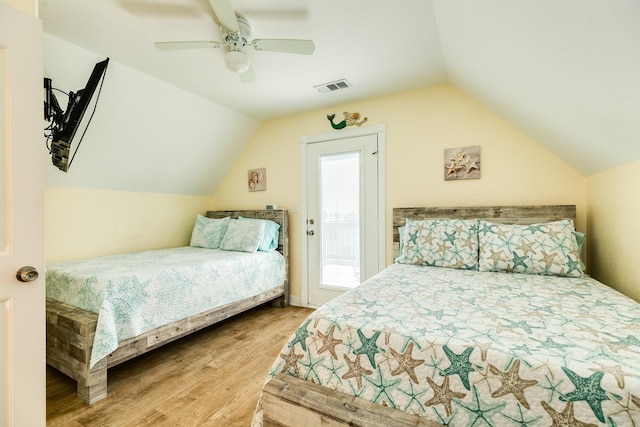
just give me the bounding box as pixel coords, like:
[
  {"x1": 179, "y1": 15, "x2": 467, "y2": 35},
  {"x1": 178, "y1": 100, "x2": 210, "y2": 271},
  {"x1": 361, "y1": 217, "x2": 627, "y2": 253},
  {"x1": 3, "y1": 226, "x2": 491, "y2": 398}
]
[{"x1": 322, "y1": 221, "x2": 360, "y2": 287}]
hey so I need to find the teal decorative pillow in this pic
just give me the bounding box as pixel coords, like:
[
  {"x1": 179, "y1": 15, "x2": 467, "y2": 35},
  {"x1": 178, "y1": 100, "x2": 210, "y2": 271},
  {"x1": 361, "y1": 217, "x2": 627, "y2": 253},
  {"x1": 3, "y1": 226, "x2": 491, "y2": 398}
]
[
  {"x1": 238, "y1": 217, "x2": 280, "y2": 251},
  {"x1": 189, "y1": 215, "x2": 230, "y2": 249},
  {"x1": 395, "y1": 219, "x2": 479, "y2": 270},
  {"x1": 219, "y1": 219, "x2": 266, "y2": 253},
  {"x1": 478, "y1": 219, "x2": 584, "y2": 277},
  {"x1": 398, "y1": 225, "x2": 406, "y2": 254},
  {"x1": 573, "y1": 231, "x2": 586, "y2": 271}
]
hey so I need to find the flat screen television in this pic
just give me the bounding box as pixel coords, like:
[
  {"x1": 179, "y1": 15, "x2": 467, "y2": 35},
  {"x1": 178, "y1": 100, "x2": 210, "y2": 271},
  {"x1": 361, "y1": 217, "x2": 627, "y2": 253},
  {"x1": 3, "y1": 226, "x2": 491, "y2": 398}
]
[{"x1": 44, "y1": 58, "x2": 109, "y2": 172}]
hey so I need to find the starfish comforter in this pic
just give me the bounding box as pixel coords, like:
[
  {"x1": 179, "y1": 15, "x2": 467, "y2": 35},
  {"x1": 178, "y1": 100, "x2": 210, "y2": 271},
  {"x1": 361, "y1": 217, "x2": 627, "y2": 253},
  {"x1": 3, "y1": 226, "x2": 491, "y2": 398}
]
[{"x1": 256, "y1": 263, "x2": 640, "y2": 426}]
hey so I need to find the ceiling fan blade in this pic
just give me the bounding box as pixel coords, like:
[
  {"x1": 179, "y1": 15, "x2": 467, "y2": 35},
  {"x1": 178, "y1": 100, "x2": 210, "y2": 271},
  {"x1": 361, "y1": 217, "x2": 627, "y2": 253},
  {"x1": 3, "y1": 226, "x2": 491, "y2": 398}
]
[
  {"x1": 209, "y1": 0, "x2": 239, "y2": 33},
  {"x1": 155, "y1": 41, "x2": 223, "y2": 50},
  {"x1": 239, "y1": 64, "x2": 257, "y2": 84},
  {"x1": 251, "y1": 39, "x2": 315, "y2": 55}
]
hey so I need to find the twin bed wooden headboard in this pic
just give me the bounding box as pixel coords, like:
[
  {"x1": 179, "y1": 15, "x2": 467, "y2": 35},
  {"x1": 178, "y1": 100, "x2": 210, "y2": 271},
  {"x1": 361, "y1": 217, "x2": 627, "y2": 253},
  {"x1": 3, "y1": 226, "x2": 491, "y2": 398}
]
[
  {"x1": 206, "y1": 209, "x2": 289, "y2": 302},
  {"x1": 205, "y1": 209, "x2": 288, "y2": 255}
]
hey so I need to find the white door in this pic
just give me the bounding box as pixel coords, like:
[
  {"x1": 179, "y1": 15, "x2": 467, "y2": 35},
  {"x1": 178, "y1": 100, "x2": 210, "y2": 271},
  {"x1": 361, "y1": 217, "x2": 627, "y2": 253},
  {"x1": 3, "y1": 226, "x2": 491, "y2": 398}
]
[
  {"x1": 302, "y1": 127, "x2": 385, "y2": 307},
  {"x1": 0, "y1": 4, "x2": 46, "y2": 426}
]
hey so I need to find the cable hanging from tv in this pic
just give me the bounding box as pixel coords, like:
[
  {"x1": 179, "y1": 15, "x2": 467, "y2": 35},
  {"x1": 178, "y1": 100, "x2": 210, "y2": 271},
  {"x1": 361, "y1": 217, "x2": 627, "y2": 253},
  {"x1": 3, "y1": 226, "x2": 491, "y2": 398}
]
[{"x1": 44, "y1": 58, "x2": 109, "y2": 172}]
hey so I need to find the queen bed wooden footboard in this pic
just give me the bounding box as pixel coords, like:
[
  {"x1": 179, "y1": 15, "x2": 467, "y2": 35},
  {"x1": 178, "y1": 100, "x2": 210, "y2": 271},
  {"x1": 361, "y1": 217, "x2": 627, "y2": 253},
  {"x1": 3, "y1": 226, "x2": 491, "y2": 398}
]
[
  {"x1": 46, "y1": 209, "x2": 289, "y2": 404},
  {"x1": 256, "y1": 205, "x2": 640, "y2": 426}
]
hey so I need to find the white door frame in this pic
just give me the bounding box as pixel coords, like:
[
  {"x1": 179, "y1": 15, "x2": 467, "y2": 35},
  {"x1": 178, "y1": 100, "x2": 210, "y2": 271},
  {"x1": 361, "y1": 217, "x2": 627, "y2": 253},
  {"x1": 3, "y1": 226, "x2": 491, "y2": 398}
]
[
  {"x1": 300, "y1": 124, "x2": 385, "y2": 308},
  {"x1": 0, "y1": 3, "x2": 45, "y2": 426}
]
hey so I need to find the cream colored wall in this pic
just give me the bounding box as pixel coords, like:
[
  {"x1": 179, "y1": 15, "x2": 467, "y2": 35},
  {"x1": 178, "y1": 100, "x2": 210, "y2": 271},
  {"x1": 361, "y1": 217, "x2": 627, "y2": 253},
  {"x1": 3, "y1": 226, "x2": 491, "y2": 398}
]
[
  {"x1": 211, "y1": 84, "x2": 587, "y2": 300},
  {"x1": 0, "y1": 0, "x2": 36, "y2": 16},
  {"x1": 587, "y1": 160, "x2": 640, "y2": 302},
  {"x1": 45, "y1": 188, "x2": 211, "y2": 263}
]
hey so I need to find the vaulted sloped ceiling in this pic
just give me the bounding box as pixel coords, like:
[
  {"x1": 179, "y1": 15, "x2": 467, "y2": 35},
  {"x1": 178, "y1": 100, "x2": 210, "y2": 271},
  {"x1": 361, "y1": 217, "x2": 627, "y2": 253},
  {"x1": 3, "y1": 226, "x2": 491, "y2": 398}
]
[
  {"x1": 433, "y1": 1, "x2": 640, "y2": 175},
  {"x1": 40, "y1": 0, "x2": 640, "y2": 180}
]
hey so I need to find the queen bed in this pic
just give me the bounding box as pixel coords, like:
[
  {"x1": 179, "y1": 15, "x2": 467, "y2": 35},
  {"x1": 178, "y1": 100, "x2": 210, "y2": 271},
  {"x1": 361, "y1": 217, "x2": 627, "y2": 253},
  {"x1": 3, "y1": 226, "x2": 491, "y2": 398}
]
[
  {"x1": 46, "y1": 209, "x2": 289, "y2": 404},
  {"x1": 256, "y1": 205, "x2": 640, "y2": 426}
]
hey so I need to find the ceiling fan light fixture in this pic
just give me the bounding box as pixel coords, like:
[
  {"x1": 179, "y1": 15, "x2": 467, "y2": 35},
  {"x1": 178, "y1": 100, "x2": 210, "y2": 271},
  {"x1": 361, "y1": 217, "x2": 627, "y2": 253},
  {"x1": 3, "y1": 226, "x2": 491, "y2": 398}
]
[
  {"x1": 224, "y1": 51, "x2": 250, "y2": 73},
  {"x1": 155, "y1": 0, "x2": 316, "y2": 83}
]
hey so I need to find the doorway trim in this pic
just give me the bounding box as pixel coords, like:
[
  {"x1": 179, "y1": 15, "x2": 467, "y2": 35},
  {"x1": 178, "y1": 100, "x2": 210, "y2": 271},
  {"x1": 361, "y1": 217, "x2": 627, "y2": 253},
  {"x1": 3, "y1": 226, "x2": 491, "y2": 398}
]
[{"x1": 299, "y1": 124, "x2": 386, "y2": 307}]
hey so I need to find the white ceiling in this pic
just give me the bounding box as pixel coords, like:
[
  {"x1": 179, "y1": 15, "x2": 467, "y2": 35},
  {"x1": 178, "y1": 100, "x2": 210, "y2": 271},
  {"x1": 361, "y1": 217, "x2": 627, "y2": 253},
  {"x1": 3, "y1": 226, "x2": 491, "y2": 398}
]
[
  {"x1": 39, "y1": 0, "x2": 640, "y2": 176},
  {"x1": 38, "y1": 0, "x2": 447, "y2": 120}
]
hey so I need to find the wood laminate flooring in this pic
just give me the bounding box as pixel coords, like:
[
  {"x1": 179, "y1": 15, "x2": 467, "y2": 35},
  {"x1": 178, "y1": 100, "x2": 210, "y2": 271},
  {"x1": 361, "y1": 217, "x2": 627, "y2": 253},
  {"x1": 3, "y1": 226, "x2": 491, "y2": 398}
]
[{"x1": 47, "y1": 304, "x2": 314, "y2": 427}]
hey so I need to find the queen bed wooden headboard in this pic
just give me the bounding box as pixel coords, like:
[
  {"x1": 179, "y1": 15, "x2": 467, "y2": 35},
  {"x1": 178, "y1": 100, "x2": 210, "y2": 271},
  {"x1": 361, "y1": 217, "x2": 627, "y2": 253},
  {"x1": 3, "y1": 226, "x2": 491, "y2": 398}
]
[{"x1": 392, "y1": 205, "x2": 576, "y2": 258}]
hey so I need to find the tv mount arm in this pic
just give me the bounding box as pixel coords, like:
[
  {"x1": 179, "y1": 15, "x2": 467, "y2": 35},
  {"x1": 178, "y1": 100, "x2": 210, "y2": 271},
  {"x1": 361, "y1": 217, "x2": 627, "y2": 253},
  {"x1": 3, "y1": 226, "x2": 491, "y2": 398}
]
[
  {"x1": 43, "y1": 57, "x2": 109, "y2": 172},
  {"x1": 43, "y1": 77, "x2": 63, "y2": 125}
]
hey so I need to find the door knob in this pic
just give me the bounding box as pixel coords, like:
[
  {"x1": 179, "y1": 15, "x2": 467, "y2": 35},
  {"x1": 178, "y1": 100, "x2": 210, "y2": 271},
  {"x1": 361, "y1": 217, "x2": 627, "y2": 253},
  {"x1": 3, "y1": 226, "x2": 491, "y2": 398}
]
[
  {"x1": 16, "y1": 266, "x2": 39, "y2": 282},
  {"x1": 307, "y1": 230, "x2": 315, "y2": 236}
]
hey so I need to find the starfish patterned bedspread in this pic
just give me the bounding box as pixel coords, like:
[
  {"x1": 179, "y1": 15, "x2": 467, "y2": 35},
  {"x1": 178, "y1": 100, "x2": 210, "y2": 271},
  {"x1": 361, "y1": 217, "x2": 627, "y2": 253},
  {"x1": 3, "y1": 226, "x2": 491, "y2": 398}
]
[
  {"x1": 46, "y1": 246, "x2": 285, "y2": 368},
  {"x1": 254, "y1": 264, "x2": 640, "y2": 426}
]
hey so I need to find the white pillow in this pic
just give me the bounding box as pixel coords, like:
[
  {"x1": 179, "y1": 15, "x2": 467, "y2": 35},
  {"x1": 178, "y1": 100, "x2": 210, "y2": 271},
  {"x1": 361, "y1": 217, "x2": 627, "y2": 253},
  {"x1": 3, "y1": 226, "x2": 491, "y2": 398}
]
[
  {"x1": 189, "y1": 215, "x2": 230, "y2": 249},
  {"x1": 219, "y1": 219, "x2": 266, "y2": 253},
  {"x1": 238, "y1": 217, "x2": 280, "y2": 251}
]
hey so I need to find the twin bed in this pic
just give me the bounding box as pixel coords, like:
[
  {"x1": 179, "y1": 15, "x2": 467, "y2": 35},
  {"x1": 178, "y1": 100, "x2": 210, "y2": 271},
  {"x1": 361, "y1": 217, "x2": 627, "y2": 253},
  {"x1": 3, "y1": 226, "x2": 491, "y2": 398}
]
[
  {"x1": 46, "y1": 209, "x2": 289, "y2": 404},
  {"x1": 257, "y1": 206, "x2": 640, "y2": 426}
]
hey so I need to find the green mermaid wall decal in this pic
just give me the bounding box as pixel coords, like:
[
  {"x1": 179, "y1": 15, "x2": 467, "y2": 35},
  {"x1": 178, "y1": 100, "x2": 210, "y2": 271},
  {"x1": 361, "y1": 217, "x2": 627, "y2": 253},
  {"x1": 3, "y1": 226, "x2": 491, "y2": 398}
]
[{"x1": 327, "y1": 111, "x2": 368, "y2": 129}]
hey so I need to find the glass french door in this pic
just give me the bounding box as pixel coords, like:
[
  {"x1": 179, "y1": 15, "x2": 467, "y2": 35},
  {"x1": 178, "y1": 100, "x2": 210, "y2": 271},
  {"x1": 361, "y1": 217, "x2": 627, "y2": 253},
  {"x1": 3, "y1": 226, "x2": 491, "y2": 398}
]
[{"x1": 305, "y1": 133, "x2": 380, "y2": 307}]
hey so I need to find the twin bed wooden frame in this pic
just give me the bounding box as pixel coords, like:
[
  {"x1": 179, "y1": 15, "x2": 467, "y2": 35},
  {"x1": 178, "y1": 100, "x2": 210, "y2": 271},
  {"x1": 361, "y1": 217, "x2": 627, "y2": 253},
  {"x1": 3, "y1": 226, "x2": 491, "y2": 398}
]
[
  {"x1": 261, "y1": 205, "x2": 577, "y2": 427},
  {"x1": 46, "y1": 209, "x2": 289, "y2": 404}
]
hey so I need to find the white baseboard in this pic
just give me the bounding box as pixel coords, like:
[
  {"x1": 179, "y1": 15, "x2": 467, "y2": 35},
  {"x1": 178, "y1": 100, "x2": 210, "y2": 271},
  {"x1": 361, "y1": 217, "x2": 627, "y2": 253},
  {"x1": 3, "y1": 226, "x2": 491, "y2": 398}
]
[{"x1": 288, "y1": 295, "x2": 302, "y2": 307}]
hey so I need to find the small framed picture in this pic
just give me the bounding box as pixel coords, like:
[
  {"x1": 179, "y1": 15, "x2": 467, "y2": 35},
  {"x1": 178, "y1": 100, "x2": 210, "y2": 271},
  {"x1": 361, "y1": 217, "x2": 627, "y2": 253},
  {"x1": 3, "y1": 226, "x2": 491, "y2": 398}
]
[
  {"x1": 444, "y1": 145, "x2": 480, "y2": 180},
  {"x1": 248, "y1": 168, "x2": 266, "y2": 191}
]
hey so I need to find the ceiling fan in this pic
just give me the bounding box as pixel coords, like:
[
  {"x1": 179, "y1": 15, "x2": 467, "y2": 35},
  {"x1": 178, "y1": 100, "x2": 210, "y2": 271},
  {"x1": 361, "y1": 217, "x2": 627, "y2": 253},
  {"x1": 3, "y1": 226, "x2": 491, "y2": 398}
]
[{"x1": 154, "y1": 0, "x2": 315, "y2": 83}]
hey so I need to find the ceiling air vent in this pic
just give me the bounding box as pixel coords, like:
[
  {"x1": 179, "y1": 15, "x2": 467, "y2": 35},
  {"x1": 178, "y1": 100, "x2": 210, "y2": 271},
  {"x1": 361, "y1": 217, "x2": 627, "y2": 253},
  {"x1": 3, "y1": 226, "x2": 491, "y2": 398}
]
[{"x1": 314, "y1": 79, "x2": 352, "y2": 93}]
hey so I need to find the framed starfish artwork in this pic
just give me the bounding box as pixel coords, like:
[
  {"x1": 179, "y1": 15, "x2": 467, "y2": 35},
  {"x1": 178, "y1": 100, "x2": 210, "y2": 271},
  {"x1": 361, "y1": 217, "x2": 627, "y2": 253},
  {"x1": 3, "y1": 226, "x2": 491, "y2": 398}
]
[{"x1": 444, "y1": 145, "x2": 480, "y2": 180}]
